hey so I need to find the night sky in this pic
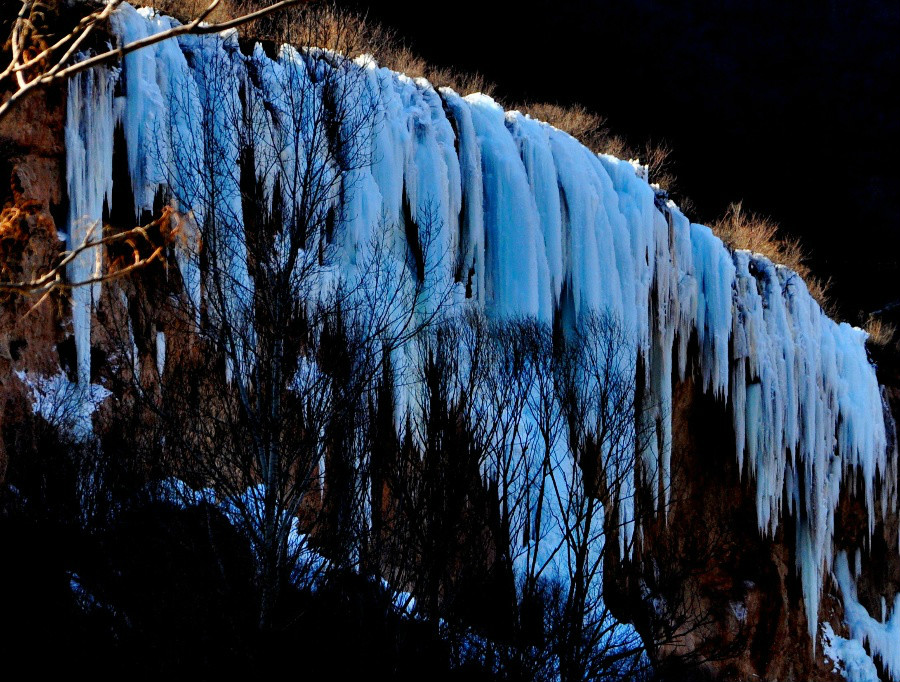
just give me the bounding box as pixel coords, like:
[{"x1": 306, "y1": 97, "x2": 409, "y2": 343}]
[{"x1": 342, "y1": 0, "x2": 899, "y2": 319}]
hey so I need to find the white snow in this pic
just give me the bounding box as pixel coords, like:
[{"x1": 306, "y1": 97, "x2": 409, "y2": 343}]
[
  {"x1": 835, "y1": 551, "x2": 900, "y2": 679},
  {"x1": 63, "y1": 5, "x2": 896, "y2": 672},
  {"x1": 17, "y1": 370, "x2": 111, "y2": 439},
  {"x1": 823, "y1": 621, "x2": 880, "y2": 682}
]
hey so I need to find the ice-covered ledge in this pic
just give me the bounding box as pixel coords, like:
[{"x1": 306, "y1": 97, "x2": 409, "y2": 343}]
[{"x1": 62, "y1": 2, "x2": 896, "y2": 671}]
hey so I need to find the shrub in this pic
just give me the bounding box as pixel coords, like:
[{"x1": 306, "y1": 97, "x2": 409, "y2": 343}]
[{"x1": 864, "y1": 315, "x2": 898, "y2": 351}]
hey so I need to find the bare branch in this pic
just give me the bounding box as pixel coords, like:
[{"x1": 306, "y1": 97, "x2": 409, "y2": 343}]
[
  {"x1": 0, "y1": 209, "x2": 176, "y2": 297},
  {"x1": 0, "y1": 0, "x2": 309, "y2": 122}
]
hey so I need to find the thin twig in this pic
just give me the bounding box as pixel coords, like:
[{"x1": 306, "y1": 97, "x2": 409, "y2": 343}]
[
  {"x1": 0, "y1": 212, "x2": 175, "y2": 297},
  {"x1": 0, "y1": 0, "x2": 308, "y2": 122}
]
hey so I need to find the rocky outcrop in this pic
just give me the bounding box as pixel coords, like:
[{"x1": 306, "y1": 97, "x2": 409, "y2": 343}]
[
  {"x1": 0, "y1": 84, "x2": 68, "y2": 479},
  {"x1": 605, "y1": 371, "x2": 900, "y2": 681}
]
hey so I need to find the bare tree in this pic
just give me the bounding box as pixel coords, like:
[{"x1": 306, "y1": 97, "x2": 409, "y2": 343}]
[
  {"x1": 365, "y1": 311, "x2": 654, "y2": 680},
  {"x1": 549, "y1": 311, "x2": 650, "y2": 682},
  {"x1": 0, "y1": 205, "x2": 174, "y2": 305},
  {"x1": 373, "y1": 316, "x2": 513, "y2": 644},
  {"x1": 75, "y1": 9, "x2": 457, "y2": 629}
]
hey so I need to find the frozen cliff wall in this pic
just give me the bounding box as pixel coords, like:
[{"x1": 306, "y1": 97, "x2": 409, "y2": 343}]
[{"x1": 52, "y1": 3, "x2": 898, "y2": 677}]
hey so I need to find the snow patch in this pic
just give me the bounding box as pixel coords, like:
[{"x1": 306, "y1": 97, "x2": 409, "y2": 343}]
[
  {"x1": 823, "y1": 621, "x2": 880, "y2": 682},
  {"x1": 17, "y1": 370, "x2": 111, "y2": 439}
]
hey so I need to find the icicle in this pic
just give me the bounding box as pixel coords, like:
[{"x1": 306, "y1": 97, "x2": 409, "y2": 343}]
[
  {"x1": 466, "y1": 93, "x2": 550, "y2": 320},
  {"x1": 156, "y1": 330, "x2": 166, "y2": 377},
  {"x1": 442, "y1": 89, "x2": 486, "y2": 304},
  {"x1": 65, "y1": 66, "x2": 116, "y2": 385}
]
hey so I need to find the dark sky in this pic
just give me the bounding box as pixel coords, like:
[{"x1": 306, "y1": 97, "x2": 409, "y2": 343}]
[{"x1": 342, "y1": 0, "x2": 899, "y2": 318}]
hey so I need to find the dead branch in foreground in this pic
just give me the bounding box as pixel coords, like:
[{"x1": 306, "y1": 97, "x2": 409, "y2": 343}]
[
  {"x1": 0, "y1": 207, "x2": 180, "y2": 308},
  {"x1": 0, "y1": 0, "x2": 308, "y2": 122}
]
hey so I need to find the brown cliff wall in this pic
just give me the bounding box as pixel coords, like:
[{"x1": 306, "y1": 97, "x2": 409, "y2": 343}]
[
  {"x1": 0, "y1": 85, "x2": 69, "y2": 480},
  {"x1": 605, "y1": 371, "x2": 900, "y2": 681}
]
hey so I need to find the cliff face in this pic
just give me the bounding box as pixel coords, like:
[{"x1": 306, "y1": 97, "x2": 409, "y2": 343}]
[
  {"x1": 0, "y1": 84, "x2": 69, "y2": 480},
  {"x1": 600, "y1": 341, "x2": 900, "y2": 681},
  {"x1": 1, "y1": 5, "x2": 898, "y2": 679},
  {"x1": 605, "y1": 375, "x2": 900, "y2": 681}
]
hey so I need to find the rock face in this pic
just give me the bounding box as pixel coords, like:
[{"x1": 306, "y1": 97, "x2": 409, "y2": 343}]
[
  {"x1": 605, "y1": 374, "x2": 900, "y2": 681},
  {"x1": 0, "y1": 85, "x2": 69, "y2": 480}
]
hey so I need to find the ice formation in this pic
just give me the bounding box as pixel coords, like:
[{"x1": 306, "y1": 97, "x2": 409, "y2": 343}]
[
  {"x1": 834, "y1": 551, "x2": 900, "y2": 678},
  {"x1": 16, "y1": 370, "x2": 111, "y2": 439},
  {"x1": 823, "y1": 621, "x2": 881, "y2": 682},
  {"x1": 61, "y1": 3, "x2": 896, "y2": 669}
]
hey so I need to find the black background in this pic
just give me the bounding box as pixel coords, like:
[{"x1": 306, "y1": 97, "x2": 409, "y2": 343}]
[{"x1": 343, "y1": 0, "x2": 898, "y2": 318}]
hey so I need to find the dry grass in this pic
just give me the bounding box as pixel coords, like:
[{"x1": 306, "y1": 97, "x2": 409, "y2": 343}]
[
  {"x1": 712, "y1": 202, "x2": 781, "y2": 258},
  {"x1": 515, "y1": 102, "x2": 676, "y2": 190},
  {"x1": 516, "y1": 103, "x2": 608, "y2": 146},
  {"x1": 864, "y1": 315, "x2": 898, "y2": 351},
  {"x1": 712, "y1": 202, "x2": 832, "y2": 310},
  {"x1": 288, "y1": 5, "x2": 498, "y2": 96}
]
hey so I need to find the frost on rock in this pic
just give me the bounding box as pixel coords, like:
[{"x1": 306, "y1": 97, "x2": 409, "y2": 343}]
[
  {"x1": 63, "y1": 4, "x2": 896, "y2": 670},
  {"x1": 17, "y1": 370, "x2": 111, "y2": 439},
  {"x1": 823, "y1": 622, "x2": 881, "y2": 682},
  {"x1": 834, "y1": 551, "x2": 900, "y2": 679}
]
